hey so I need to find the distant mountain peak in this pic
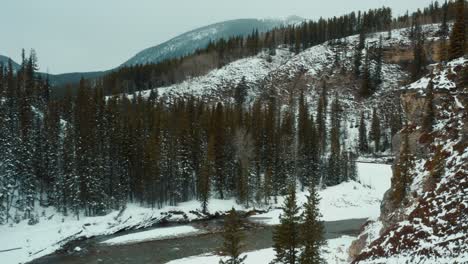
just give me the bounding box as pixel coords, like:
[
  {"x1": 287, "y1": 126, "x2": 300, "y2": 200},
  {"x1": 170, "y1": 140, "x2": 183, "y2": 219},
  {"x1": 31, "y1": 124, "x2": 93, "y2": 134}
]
[{"x1": 0, "y1": 55, "x2": 21, "y2": 71}]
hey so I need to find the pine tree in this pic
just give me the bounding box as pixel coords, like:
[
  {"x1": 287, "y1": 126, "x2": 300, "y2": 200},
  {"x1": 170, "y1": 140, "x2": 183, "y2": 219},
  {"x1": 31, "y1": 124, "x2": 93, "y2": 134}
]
[
  {"x1": 0, "y1": 96, "x2": 18, "y2": 223},
  {"x1": 327, "y1": 96, "x2": 341, "y2": 186},
  {"x1": 370, "y1": 108, "x2": 381, "y2": 153},
  {"x1": 234, "y1": 77, "x2": 248, "y2": 109},
  {"x1": 438, "y1": 1, "x2": 450, "y2": 62},
  {"x1": 300, "y1": 180, "x2": 325, "y2": 264},
  {"x1": 272, "y1": 185, "x2": 301, "y2": 264},
  {"x1": 213, "y1": 102, "x2": 227, "y2": 199},
  {"x1": 264, "y1": 166, "x2": 273, "y2": 204},
  {"x1": 354, "y1": 28, "x2": 366, "y2": 77},
  {"x1": 142, "y1": 113, "x2": 161, "y2": 208},
  {"x1": 358, "y1": 112, "x2": 369, "y2": 154},
  {"x1": 199, "y1": 135, "x2": 214, "y2": 213},
  {"x1": 219, "y1": 208, "x2": 246, "y2": 264},
  {"x1": 316, "y1": 82, "x2": 327, "y2": 155},
  {"x1": 373, "y1": 36, "x2": 384, "y2": 89},
  {"x1": 298, "y1": 91, "x2": 311, "y2": 188},
  {"x1": 422, "y1": 79, "x2": 435, "y2": 133},
  {"x1": 360, "y1": 48, "x2": 373, "y2": 97},
  {"x1": 448, "y1": 0, "x2": 466, "y2": 60},
  {"x1": 391, "y1": 129, "x2": 413, "y2": 206},
  {"x1": 62, "y1": 122, "x2": 81, "y2": 219},
  {"x1": 233, "y1": 128, "x2": 254, "y2": 206},
  {"x1": 411, "y1": 18, "x2": 427, "y2": 81},
  {"x1": 348, "y1": 152, "x2": 358, "y2": 181}
]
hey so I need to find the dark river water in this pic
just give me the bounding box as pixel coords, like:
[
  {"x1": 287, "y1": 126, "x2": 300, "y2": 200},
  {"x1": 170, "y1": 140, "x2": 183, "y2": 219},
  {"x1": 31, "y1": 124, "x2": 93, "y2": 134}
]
[{"x1": 29, "y1": 218, "x2": 366, "y2": 264}]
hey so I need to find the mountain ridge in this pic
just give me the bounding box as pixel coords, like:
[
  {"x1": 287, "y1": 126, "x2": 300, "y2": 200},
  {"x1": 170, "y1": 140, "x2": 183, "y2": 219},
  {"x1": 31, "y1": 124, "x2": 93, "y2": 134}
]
[
  {"x1": 121, "y1": 17, "x2": 304, "y2": 67},
  {"x1": 1, "y1": 16, "x2": 303, "y2": 87}
]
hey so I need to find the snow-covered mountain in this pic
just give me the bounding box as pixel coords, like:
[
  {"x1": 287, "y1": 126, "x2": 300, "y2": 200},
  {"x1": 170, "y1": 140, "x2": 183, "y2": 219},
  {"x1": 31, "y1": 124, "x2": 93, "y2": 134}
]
[{"x1": 121, "y1": 17, "x2": 304, "y2": 67}]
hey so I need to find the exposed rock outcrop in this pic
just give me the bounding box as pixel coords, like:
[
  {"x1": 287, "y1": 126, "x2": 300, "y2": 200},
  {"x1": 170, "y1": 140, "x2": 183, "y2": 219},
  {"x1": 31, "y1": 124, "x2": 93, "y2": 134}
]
[{"x1": 351, "y1": 57, "x2": 468, "y2": 263}]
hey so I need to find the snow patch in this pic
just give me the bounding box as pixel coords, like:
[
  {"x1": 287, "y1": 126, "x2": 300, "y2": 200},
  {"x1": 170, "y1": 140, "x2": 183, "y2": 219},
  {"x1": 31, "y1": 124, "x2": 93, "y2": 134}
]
[{"x1": 101, "y1": 225, "x2": 202, "y2": 245}]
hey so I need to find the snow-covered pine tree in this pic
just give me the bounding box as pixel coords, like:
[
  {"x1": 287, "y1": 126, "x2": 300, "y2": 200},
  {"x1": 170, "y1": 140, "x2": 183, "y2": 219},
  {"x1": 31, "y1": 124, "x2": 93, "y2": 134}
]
[
  {"x1": 358, "y1": 112, "x2": 369, "y2": 154},
  {"x1": 272, "y1": 185, "x2": 301, "y2": 264},
  {"x1": 370, "y1": 108, "x2": 381, "y2": 153},
  {"x1": 327, "y1": 96, "x2": 341, "y2": 186},
  {"x1": 300, "y1": 179, "x2": 325, "y2": 264}
]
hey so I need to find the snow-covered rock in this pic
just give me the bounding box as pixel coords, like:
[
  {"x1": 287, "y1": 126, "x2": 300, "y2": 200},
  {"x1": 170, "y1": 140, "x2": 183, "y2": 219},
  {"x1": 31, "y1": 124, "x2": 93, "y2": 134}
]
[{"x1": 352, "y1": 58, "x2": 468, "y2": 263}]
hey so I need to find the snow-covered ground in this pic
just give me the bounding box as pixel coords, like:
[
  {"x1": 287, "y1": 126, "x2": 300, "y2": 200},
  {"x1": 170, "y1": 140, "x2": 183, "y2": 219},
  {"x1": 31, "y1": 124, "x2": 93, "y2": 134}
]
[
  {"x1": 169, "y1": 162, "x2": 391, "y2": 264},
  {"x1": 100, "y1": 225, "x2": 203, "y2": 246},
  {"x1": 356, "y1": 162, "x2": 392, "y2": 196},
  {"x1": 117, "y1": 48, "x2": 293, "y2": 103},
  {"x1": 0, "y1": 199, "x2": 245, "y2": 264},
  {"x1": 250, "y1": 162, "x2": 391, "y2": 225},
  {"x1": 167, "y1": 235, "x2": 356, "y2": 264},
  {"x1": 0, "y1": 162, "x2": 391, "y2": 264}
]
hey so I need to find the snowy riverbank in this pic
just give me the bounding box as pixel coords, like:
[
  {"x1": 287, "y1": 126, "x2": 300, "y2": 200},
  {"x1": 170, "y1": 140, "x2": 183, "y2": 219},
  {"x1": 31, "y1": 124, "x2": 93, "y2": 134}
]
[{"x1": 167, "y1": 235, "x2": 357, "y2": 264}]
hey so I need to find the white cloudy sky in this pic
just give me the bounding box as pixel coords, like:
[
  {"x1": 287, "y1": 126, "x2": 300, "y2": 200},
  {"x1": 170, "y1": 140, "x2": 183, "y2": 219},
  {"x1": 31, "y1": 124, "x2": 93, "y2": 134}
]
[{"x1": 1, "y1": 0, "x2": 434, "y2": 73}]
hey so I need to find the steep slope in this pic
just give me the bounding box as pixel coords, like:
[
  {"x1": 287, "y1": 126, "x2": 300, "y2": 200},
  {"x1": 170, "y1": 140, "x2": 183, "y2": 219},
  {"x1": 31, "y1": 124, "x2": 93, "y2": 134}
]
[
  {"x1": 122, "y1": 17, "x2": 303, "y2": 67},
  {"x1": 351, "y1": 57, "x2": 468, "y2": 263}
]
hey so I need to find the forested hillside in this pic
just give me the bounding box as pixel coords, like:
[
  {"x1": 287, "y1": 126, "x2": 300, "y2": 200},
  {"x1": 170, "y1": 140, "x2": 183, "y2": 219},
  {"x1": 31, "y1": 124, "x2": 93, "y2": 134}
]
[{"x1": 1, "y1": 0, "x2": 464, "y2": 225}]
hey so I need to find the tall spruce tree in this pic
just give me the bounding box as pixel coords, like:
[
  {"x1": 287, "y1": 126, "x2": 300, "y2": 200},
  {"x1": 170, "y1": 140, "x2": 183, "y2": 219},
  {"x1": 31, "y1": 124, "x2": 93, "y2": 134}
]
[
  {"x1": 219, "y1": 208, "x2": 246, "y2": 264},
  {"x1": 438, "y1": 1, "x2": 450, "y2": 62},
  {"x1": 300, "y1": 180, "x2": 325, "y2": 264},
  {"x1": 358, "y1": 112, "x2": 369, "y2": 154},
  {"x1": 411, "y1": 18, "x2": 427, "y2": 81},
  {"x1": 422, "y1": 79, "x2": 435, "y2": 133},
  {"x1": 360, "y1": 48, "x2": 373, "y2": 97},
  {"x1": 316, "y1": 82, "x2": 327, "y2": 155},
  {"x1": 272, "y1": 185, "x2": 301, "y2": 264},
  {"x1": 448, "y1": 0, "x2": 466, "y2": 60},
  {"x1": 327, "y1": 96, "x2": 341, "y2": 186},
  {"x1": 391, "y1": 127, "x2": 413, "y2": 206},
  {"x1": 370, "y1": 108, "x2": 381, "y2": 153},
  {"x1": 373, "y1": 36, "x2": 384, "y2": 89},
  {"x1": 354, "y1": 28, "x2": 366, "y2": 77}
]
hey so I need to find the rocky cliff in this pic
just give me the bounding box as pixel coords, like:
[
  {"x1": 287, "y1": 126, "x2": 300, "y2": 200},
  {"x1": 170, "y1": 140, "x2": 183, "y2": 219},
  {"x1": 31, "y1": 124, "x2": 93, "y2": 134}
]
[{"x1": 350, "y1": 57, "x2": 468, "y2": 263}]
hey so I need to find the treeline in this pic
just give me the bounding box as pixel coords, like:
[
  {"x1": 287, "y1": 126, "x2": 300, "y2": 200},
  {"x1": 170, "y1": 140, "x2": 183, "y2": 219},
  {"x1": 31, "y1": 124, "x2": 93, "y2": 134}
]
[
  {"x1": 0, "y1": 52, "x2": 363, "y2": 222},
  {"x1": 67, "y1": 1, "x2": 463, "y2": 98}
]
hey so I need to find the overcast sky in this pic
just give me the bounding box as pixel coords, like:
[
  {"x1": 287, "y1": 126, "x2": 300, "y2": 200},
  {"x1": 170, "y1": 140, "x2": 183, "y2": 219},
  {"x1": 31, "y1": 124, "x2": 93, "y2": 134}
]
[{"x1": 1, "y1": 0, "x2": 434, "y2": 74}]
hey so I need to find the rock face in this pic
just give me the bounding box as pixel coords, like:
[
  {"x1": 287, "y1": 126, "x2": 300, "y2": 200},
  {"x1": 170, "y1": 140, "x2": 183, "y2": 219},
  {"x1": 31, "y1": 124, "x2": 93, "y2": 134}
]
[{"x1": 351, "y1": 57, "x2": 468, "y2": 263}]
